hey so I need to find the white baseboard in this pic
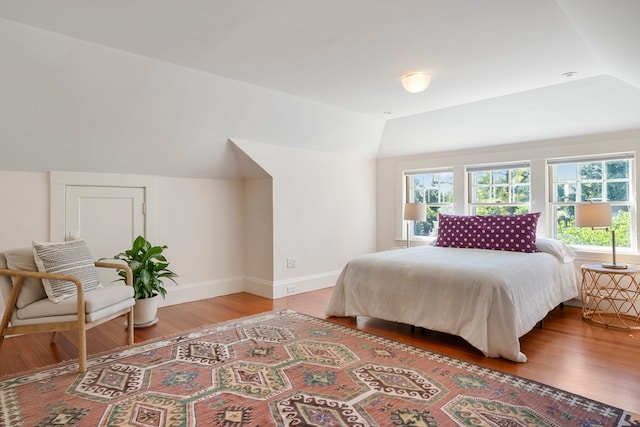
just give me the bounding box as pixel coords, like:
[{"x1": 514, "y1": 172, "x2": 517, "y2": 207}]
[
  {"x1": 159, "y1": 271, "x2": 340, "y2": 306},
  {"x1": 244, "y1": 271, "x2": 341, "y2": 299},
  {"x1": 243, "y1": 276, "x2": 276, "y2": 299},
  {"x1": 271, "y1": 271, "x2": 340, "y2": 299},
  {"x1": 160, "y1": 276, "x2": 245, "y2": 307},
  {"x1": 245, "y1": 271, "x2": 340, "y2": 299}
]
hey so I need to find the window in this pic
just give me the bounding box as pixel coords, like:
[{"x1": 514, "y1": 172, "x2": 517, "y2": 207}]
[
  {"x1": 549, "y1": 154, "x2": 635, "y2": 250},
  {"x1": 405, "y1": 169, "x2": 454, "y2": 237},
  {"x1": 467, "y1": 162, "x2": 531, "y2": 215}
]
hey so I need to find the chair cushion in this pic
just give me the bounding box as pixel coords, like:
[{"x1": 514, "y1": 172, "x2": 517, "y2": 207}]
[
  {"x1": 4, "y1": 247, "x2": 47, "y2": 308},
  {"x1": 15, "y1": 284, "x2": 134, "y2": 320},
  {"x1": 33, "y1": 239, "x2": 102, "y2": 303}
]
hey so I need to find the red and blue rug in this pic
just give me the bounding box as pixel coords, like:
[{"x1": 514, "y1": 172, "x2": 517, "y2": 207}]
[{"x1": 0, "y1": 310, "x2": 637, "y2": 426}]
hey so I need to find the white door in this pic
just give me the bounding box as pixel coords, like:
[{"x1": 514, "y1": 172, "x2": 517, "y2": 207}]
[{"x1": 65, "y1": 186, "x2": 145, "y2": 285}]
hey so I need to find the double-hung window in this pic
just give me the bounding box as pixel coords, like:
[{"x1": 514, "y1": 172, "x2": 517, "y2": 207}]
[
  {"x1": 467, "y1": 162, "x2": 531, "y2": 215},
  {"x1": 405, "y1": 169, "x2": 454, "y2": 237},
  {"x1": 548, "y1": 153, "x2": 635, "y2": 250}
]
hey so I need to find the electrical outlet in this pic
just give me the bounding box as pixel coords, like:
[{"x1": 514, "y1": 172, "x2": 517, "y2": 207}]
[
  {"x1": 286, "y1": 258, "x2": 297, "y2": 268},
  {"x1": 287, "y1": 286, "x2": 295, "y2": 294}
]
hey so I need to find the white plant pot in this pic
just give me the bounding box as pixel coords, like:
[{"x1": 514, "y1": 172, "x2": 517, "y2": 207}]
[{"x1": 133, "y1": 294, "x2": 160, "y2": 327}]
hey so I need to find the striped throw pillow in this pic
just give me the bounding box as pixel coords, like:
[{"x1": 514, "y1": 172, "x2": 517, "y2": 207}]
[{"x1": 33, "y1": 239, "x2": 102, "y2": 303}]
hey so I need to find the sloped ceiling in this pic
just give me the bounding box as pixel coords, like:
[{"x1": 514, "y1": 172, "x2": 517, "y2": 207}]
[{"x1": 1, "y1": 0, "x2": 638, "y2": 169}]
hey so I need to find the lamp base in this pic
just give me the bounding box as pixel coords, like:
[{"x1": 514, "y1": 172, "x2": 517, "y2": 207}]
[{"x1": 602, "y1": 262, "x2": 628, "y2": 270}]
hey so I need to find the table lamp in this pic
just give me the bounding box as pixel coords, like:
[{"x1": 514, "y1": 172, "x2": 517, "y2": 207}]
[
  {"x1": 404, "y1": 203, "x2": 427, "y2": 248},
  {"x1": 575, "y1": 201, "x2": 627, "y2": 269}
]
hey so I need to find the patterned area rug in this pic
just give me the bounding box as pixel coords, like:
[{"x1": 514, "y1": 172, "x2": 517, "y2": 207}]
[{"x1": 0, "y1": 310, "x2": 638, "y2": 426}]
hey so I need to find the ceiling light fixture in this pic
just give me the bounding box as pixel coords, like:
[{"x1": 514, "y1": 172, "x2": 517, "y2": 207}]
[{"x1": 401, "y1": 72, "x2": 431, "y2": 93}]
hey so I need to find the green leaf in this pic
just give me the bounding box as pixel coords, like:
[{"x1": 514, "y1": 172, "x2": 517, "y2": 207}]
[{"x1": 108, "y1": 235, "x2": 178, "y2": 299}]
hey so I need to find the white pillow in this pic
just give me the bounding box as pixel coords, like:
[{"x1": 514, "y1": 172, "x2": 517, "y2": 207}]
[
  {"x1": 535, "y1": 237, "x2": 576, "y2": 263},
  {"x1": 33, "y1": 239, "x2": 102, "y2": 303}
]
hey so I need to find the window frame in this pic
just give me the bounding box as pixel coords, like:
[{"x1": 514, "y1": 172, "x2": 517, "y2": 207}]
[
  {"x1": 404, "y1": 168, "x2": 455, "y2": 238},
  {"x1": 466, "y1": 161, "x2": 531, "y2": 215},
  {"x1": 547, "y1": 153, "x2": 636, "y2": 252}
]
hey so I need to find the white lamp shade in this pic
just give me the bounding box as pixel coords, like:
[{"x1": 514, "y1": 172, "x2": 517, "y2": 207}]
[
  {"x1": 401, "y1": 73, "x2": 431, "y2": 93},
  {"x1": 404, "y1": 203, "x2": 427, "y2": 221},
  {"x1": 575, "y1": 202, "x2": 611, "y2": 228}
]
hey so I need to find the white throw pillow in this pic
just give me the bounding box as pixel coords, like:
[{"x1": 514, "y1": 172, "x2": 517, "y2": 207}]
[{"x1": 33, "y1": 239, "x2": 102, "y2": 303}]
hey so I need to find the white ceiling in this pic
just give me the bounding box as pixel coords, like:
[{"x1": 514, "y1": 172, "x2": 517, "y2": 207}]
[{"x1": 1, "y1": 0, "x2": 639, "y2": 159}]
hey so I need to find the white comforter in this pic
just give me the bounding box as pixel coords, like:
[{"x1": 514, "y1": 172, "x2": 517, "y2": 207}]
[{"x1": 325, "y1": 242, "x2": 580, "y2": 362}]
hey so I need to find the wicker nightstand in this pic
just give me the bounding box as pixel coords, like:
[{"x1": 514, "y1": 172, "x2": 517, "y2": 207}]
[{"x1": 580, "y1": 263, "x2": 640, "y2": 330}]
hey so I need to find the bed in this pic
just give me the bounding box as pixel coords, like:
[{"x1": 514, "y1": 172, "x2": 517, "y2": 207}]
[{"x1": 326, "y1": 223, "x2": 580, "y2": 362}]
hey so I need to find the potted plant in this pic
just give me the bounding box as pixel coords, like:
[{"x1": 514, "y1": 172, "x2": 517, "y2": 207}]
[{"x1": 113, "y1": 235, "x2": 178, "y2": 327}]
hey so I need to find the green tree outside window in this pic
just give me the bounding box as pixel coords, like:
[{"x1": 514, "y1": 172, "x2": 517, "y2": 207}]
[{"x1": 469, "y1": 166, "x2": 530, "y2": 215}]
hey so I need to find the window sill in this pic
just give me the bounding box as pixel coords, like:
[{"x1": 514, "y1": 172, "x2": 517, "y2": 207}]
[{"x1": 570, "y1": 248, "x2": 640, "y2": 265}]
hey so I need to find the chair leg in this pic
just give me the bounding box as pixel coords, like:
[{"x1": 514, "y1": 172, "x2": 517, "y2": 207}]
[
  {"x1": 50, "y1": 332, "x2": 59, "y2": 343},
  {"x1": 0, "y1": 284, "x2": 20, "y2": 353},
  {"x1": 127, "y1": 308, "x2": 134, "y2": 345},
  {"x1": 0, "y1": 320, "x2": 11, "y2": 353},
  {"x1": 78, "y1": 325, "x2": 87, "y2": 373},
  {"x1": 0, "y1": 318, "x2": 9, "y2": 353}
]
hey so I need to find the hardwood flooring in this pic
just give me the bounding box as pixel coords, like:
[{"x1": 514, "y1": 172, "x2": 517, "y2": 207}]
[{"x1": 1, "y1": 288, "x2": 638, "y2": 413}]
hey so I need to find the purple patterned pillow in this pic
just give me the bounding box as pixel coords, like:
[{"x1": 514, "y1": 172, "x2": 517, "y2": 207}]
[{"x1": 436, "y1": 213, "x2": 541, "y2": 253}]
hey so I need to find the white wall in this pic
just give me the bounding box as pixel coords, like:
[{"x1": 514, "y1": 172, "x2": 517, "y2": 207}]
[
  {"x1": 243, "y1": 178, "x2": 274, "y2": 287},
  {"x1": 233, "y1": 139, "x2": 377, "y2": 298},
  {"x1": 0, "y1": 18, "x2": 384, "y2": 179},
  {"x1": 0, "y1": 171, "x2": 246, "y2": 312},
  {"x1": 155, "y1": 176, "x2": 246, "y2": 305},
  {"x1": 0, "y1": 171, "x2": 49, "y2": 249},
  {"x1": 376, "y1": 129, "x2": 640, "y2": 266}
]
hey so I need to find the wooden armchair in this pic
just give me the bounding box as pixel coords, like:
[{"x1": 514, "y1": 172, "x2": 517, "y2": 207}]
[{"x1": 0, "y1": 247, "x2": 135, "y2": 372}]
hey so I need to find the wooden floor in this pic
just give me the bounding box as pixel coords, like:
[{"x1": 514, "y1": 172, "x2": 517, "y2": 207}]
[{"x1": 1, "y1": 288, "x2": 638, "y2": 413}]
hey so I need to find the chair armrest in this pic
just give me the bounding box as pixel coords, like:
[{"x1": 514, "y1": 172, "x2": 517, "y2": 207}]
[
  {"x1": 0, "y1": 268, "x2": 84, "y2": 289},
  {"x1": 94, "y1": 261, "x2": 133, "y2": 286},
  {"x1": 0, "y1": 268, "x2": 86, "y2": 310}
]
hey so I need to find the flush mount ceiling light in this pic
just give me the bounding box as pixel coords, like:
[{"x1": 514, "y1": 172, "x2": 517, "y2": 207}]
[{"x1": 401, "y1": 72, "x2": 431, "y2": 93}]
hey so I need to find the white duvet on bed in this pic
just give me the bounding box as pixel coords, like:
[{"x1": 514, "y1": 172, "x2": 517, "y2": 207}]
[{"x1": 325, "y1": 242, "x2": 579, "y2": 362}]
